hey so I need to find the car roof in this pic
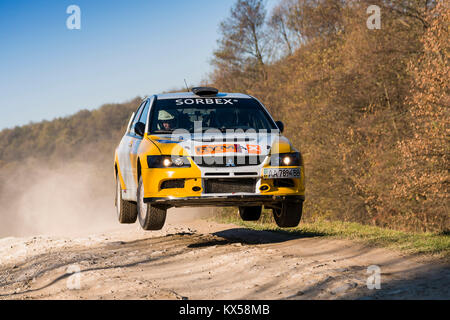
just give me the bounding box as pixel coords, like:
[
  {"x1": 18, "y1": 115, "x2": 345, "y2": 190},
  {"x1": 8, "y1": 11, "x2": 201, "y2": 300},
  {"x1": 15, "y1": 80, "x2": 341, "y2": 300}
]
[{"x1": 153, "y1": 92, "x2": 252, "y2": 100}]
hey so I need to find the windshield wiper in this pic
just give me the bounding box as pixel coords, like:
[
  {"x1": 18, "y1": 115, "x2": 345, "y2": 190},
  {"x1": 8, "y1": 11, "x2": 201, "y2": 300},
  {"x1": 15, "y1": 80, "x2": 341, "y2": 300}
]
[{"x1": 152, "y1": 130, "x2": 174, "y2": 134}]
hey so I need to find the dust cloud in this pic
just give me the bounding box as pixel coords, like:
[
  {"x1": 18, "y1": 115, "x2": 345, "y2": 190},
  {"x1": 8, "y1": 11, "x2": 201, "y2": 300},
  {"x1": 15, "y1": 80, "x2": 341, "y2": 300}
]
[
  {"x1": 0, "y1": 162, "x2": 118, "y2": 238},
  {"x1": 0, "y1": 160, "x2": 214, "y2": 238}
]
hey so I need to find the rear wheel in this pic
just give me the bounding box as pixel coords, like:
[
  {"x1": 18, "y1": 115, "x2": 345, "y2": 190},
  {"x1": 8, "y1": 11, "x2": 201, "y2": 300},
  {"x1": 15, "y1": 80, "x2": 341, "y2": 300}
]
[
  {"x1": 115, "y1": 178, "x2": 137, "y2": 224},
  {"x1": 239, "y1": 206, "x2": 262, "y2": 221},
  {"x1": 273, "y1": 201, "x2": 303, "y2": 228},
  {"x1": 137, "y1": 177, "x2": 167, "y2": 230}
]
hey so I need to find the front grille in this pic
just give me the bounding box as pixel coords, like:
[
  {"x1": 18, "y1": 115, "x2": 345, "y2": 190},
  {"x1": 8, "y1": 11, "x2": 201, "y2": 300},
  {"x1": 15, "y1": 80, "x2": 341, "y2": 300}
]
[
  {"x1": 204, "y1": 178, "x2": 256, "y2": 194},
  {"x1": 161, "y1": 179, "x2": 185, "y2": 189},
  {"x1": 193, "y1": 156, "x2": 264, "y2": 167}
]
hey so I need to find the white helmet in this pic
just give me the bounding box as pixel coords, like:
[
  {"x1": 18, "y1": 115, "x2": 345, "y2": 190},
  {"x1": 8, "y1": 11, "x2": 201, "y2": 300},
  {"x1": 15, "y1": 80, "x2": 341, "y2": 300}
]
[{"x1": 158, "y1": 110, "x2": 175, "y2": 121}]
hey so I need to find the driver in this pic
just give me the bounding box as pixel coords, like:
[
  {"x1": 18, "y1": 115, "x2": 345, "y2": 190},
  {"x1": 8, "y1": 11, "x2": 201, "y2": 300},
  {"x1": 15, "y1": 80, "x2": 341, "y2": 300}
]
[{"x1": 157, "y1": 110, "x2": 176, "y2": 131}]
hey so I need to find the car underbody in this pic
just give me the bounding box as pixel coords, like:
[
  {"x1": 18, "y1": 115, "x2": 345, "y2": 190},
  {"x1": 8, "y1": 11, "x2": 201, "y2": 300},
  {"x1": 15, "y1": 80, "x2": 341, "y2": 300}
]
[{"x1": 144, "y1": 194, "x2": 305, "y2": 209}]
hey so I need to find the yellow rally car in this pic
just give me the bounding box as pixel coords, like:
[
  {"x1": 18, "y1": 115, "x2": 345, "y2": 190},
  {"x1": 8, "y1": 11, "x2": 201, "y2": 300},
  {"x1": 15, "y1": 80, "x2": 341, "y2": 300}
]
[{"x1": 114, "y1": 87, "x2": 305, "y2": 230}]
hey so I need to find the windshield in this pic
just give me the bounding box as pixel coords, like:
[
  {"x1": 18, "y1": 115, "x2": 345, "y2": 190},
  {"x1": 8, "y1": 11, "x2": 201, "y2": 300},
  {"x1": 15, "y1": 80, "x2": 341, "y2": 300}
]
[{"x1": 148, "y1": 97, "x2": 277, "y2": 133}]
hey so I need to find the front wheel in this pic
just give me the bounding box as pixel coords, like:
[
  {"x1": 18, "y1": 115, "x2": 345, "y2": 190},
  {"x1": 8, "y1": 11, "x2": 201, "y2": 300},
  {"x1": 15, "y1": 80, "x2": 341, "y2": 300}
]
[
  {"x1": 137, "y1": 177, "x2": 167, "y2": 230},
  {"x1": 273, "y1": 201, "x2": 303, "y2": 228},
  {"x1": 115, "y1": 178, "x2": 137, "y2": 224}
]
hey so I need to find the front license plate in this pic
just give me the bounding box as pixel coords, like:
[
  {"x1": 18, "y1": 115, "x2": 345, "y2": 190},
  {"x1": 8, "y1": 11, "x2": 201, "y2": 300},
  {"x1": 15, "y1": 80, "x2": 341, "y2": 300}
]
[{"x1": 262, "y1": 168, "x2": 301, "y2": 179}]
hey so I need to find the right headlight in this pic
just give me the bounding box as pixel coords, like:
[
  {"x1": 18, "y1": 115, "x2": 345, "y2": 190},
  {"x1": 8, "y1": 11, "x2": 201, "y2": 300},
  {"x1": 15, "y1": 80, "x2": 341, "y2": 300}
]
[{"x1": 269, "y1": 152, "x2": 303, "y2": 167}]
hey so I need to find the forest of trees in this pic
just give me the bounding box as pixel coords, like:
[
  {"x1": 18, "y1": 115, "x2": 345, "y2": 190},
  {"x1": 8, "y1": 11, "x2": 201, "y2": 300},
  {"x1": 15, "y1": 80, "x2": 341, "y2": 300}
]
[
  {"x1": 211, "y1": 0, "x2": 448, "y2": 232},
  {"x1": 0, "y1": 0, "x2": 448, "y2": 232},
  {"x1": 0, "y1": 98, "x2": 140, "y2": 166}
]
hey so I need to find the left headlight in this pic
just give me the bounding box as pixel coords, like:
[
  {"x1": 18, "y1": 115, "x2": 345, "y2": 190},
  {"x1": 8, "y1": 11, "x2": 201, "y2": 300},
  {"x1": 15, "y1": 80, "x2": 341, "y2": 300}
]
[
  {"x1": 147, "y1": 155, "x2": 191, "y2": 168},
  {"x1": 269, "y1": 152, "x2": 302, "y2": 167}
]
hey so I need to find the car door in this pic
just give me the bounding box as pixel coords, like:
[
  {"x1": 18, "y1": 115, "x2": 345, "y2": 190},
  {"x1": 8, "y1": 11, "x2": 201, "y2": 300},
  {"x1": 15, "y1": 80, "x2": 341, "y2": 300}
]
[
  {"x1": 129, "y1": 98, "x2": 152, "y2": 190},
  {"x1": 117, "y1": 100, "x2": 146, "y2": 200}
]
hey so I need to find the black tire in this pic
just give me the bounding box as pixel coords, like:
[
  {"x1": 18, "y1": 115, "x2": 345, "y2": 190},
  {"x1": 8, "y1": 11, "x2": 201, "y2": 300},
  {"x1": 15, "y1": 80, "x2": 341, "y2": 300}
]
[
  {"x1": 115, "y1": 178, "x2": 137, "y2": 224},
  {"x1": 273, "y1": 201, "x2": 303, "y2": 228},
  {"x1": 239, "y1": 206, "x2": 262, "y2": 221},
  {"x1": 137, "y1": 177, "x2": 167, "y2": 230}
]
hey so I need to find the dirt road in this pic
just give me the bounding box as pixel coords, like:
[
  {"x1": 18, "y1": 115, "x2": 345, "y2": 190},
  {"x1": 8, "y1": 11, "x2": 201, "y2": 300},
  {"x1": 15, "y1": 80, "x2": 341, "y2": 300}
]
[{"x1": 0, "y1": 216, "x2": 449, "y2": 300}]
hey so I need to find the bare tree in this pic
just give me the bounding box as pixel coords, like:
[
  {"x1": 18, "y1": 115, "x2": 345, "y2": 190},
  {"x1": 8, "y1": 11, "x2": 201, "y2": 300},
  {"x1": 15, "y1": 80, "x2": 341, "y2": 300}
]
[
  {"x1": 213, "y1": 0, "x2": 268, "y2": 78},
  {"x1": 269, "y1": 1, "x2": 295, "y2": 56},
  {"x1": 380, "y1": 0, "x2": 436, "y2": 29},
  {"x1": 284, "y1": 0, "x2": 344, "y2": 43}
]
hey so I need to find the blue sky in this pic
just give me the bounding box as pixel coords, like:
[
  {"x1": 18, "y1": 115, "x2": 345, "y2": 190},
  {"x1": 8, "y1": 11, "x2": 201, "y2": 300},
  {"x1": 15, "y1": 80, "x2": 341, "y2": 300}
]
[{"x1": 0, "y1": 0, "x2": 275, "y2": 130}]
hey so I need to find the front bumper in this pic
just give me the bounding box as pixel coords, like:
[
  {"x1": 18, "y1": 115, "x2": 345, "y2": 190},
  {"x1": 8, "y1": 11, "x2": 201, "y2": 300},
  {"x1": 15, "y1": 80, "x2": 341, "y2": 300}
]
[
  {"x1": 141, "y1": 166, "x2": 305, "y2": 198},
  {"x1": 141, "y1": 158, "x2": 305, "y2": 208},
  {"x1": 144, "y1": 194, "x2": 305, "y2": 208}
]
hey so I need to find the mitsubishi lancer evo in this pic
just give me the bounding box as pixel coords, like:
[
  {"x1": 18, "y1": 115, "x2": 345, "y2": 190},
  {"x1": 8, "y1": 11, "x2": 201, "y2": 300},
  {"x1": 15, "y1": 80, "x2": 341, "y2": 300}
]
[{"x1": 114, "y1": 87, "x2": 305, "y2": 230}]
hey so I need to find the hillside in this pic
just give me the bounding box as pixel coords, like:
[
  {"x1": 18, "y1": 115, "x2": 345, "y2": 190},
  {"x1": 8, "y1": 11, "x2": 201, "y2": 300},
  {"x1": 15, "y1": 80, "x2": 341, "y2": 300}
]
[
  {"x1": 210, "y1": 0, "x2": 449, "y2": 233},
  {"x1": 0, "y1": 97, "x2": 141, "y2": 166}
]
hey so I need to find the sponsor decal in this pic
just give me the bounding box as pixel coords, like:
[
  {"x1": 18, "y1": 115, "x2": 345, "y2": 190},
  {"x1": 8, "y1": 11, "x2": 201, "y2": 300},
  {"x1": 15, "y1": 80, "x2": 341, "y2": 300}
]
[
  {"x1": 195, "y1": 144, "x2": 261, "y2": 155},
  {"x1": 176, "y1": 98, "x2": 236, "y2": 105},
  {"x1": 246, "y1": 144, "x2": 261, "y2": 154}
]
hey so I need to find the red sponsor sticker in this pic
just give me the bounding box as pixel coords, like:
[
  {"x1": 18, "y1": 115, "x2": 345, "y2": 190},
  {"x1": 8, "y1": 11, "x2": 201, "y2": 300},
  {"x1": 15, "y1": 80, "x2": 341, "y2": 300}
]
[
  {"x1": 246, "y1": 144, "x2": 261, "y2": 154},
  {"x1": 195, "y1": 144, "x2": 261, "y2": 155}
]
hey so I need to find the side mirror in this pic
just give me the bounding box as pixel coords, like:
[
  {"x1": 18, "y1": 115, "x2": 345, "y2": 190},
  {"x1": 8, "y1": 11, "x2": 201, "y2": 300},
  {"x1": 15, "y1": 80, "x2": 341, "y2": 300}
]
[
  {"x1": 134, "y1": 122, "x2": 146, "y2": 136},
  {"x1": 275, "y1": 121, "x2": 284, "y2": 133}
]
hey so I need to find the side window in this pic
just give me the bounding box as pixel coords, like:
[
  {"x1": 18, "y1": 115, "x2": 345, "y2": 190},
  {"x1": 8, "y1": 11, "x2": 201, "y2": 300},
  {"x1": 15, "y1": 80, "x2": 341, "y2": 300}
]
[
  {"x1": 130, "y1": 101, "x2": 146, "y2": 134},
  {"x1": 138, "y1": 100, "x2": 150, "y2": 124}
]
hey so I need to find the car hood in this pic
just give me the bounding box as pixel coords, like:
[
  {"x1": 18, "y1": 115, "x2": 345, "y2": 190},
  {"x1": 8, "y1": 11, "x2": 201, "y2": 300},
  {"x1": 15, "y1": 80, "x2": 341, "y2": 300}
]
[{"x1": 147, "y1": 132, "x2": 295, "y2": 158}]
